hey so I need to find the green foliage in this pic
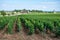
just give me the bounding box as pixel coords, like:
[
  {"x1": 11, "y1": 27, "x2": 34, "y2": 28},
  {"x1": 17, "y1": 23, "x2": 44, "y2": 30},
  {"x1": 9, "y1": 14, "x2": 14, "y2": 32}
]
[
  {"x1": 0, "y1": 17, "x2": 9, "y2": 30},
  {"x1": 12, "y1": 12, "x2": 14, "y2": 15},
  {"x1": 25, "y1": 20, "x2": 34, "y2": 35},
  {"x1": 14, "y1": 9, "x2": 21, "y2": 12},
  {"x1": 0, "y1": 13, "x2": 60, "y2": 37},
  {"x1": 55, "y1": 26, "x2": 60, "y2": 36},
  {"x1": 1, "y1": 17, "x2": 10, "y2": 32},
  {"x1": 54, "y1": 20, "x2": 59, "y2": 27},
  {"x1": 44, "y1": 21, "x2": 54, "y2": 32},
  {"x1": 7, "y1": 17, "x2": 16, "y2": 34},
  {"x1": 16, "y1": 17, "x2": 22, "y2": 32},
  {"x1": 8, "y1": 20, "x2": 13, "y2": 34},
  {"x1": 35, "y1": 21, "x2": 44, "y2": 31},
  {"x1": 31, "y1": 10, "x2": 43, "y2": 13},
  {"x1": 1, "y1": 11, "x2": 6, "y2": 16},
  {"x1": 54, "y1": 21, "x2": 60, "y2": 36},
  {"x1": 20, "y1": 17, "x2": 26, "y2": 23},
  {"x1": 19, "y1": 14, "x2": 60, "y2": 36}
]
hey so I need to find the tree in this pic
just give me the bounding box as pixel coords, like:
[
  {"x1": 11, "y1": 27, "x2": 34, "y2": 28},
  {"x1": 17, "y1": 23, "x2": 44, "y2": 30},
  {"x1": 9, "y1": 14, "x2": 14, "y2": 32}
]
[
  {"x1": 1, "y1": 11, "x2": 6, "y2": 16},
  {"x1": 12, "y1": 12, "x2": 14, "y2": 15},
  {"x1": 14, "y1": 9, "x2": 21, "y2": 12}
]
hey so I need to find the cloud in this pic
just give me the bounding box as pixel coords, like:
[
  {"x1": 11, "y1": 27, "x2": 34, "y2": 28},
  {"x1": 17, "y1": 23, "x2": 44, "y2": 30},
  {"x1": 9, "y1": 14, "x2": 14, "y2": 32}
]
[
  {"x1": 1, "y1": 3, "x2": 20, "y2": 8},
  {"x1": 42, "y1": 6, "x2": 47, "y2": 9},
  {"x1": 0, "y1": 1, "x2": 59, "y2": 11}
]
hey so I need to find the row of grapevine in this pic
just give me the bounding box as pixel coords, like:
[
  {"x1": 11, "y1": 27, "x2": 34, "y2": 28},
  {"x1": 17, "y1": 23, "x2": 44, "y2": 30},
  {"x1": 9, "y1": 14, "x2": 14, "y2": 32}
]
[
  {"x1": 7, "y1": 17, "x2": 16, "y2": 34},
  {"x1": 0, "y1": 15, "x2": 60, "y2": 37},
  {"x1": 20, "y1": 17, "x2": 26, "y2": 23},
  {"x1": 20, "y1": 18, "x2": 34, "y2": 35},
  {"x1": 53, "y1": 20, "x2": 60, "y2": 36},
  {"x1": 28, "y1": 19, "x2": 44, "y2": 32},
  {"x1": 0, "y1": 17, "x2": 11, "y2": 30},
  {"x1": 16, "y1": 17, "x2": 22, "y2": 32},
  {"x1": 20, "y1": 17, "x2": 60, "y2": 36},
  {"x1": 25, "y1": 20, "x2": 34, "y2": 35}
]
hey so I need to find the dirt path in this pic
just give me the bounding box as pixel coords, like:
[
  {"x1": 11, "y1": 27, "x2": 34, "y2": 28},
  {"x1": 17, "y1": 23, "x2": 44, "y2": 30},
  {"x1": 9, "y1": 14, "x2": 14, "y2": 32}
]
[{"x1": 0, "y1": 24, "x2": 8, "y2": 34}]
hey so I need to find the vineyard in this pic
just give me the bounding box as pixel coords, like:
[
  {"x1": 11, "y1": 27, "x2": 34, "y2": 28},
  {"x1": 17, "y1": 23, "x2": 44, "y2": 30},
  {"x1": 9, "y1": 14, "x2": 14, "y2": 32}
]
[
  {"x1": 20, "y1": 14, "x2": 60, "y2": 36},
  {"x1": 0, "y1": 13, "x2": 60, "y2": 40}
]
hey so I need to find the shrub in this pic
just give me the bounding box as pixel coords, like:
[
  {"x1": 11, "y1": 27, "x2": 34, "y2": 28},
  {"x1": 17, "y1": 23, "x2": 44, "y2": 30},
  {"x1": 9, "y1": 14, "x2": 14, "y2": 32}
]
[
  {"x1": 7, "y1": 17, "x2": 16, "y2": 34},
  {"x1": 16, "y1": 18, "x2": 22, "y2": 32},
  {"x1": 43, "y1": 21, "x2": 54, "y2": 33},
  {"x1": 1, "y1": 11, "x2": 6, "y2": 16},
  {"x1": 0, "y1": 17, "x2": 8, "y2": 30},
  {"x1": 54, "y1": 22, "x2": 60, "y2": 37},
  {"x1": 7, "y1": 20, "x2": 14, "y2": 34},
  {"x1": 25, "y1": 20, "x2": 34, "y2": 35},
  {"x1": 20, "y1": 17, "x2": 26, "y2": 23},
  {"x1": 35, "y1": 21, "x2": 44, "y2": 32}
]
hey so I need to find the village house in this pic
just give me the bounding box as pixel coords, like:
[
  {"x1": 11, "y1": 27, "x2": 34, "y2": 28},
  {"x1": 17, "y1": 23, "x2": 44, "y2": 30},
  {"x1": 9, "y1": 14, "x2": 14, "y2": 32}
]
[{"x1": 20, "y1": 9, "x2": 29, "y2": 13}]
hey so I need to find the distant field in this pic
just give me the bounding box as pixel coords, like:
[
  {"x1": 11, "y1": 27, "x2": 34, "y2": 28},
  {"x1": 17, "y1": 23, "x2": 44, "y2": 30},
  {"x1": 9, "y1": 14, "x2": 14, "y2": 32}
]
[{"x1": 20, "y1": 13, "x2": 60, "y2": 19}]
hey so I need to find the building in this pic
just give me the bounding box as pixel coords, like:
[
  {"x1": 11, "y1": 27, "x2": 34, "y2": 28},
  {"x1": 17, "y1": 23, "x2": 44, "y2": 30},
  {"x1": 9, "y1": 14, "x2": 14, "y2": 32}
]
[{"x1": 20, "y1": 9, "x2": 29, "y2": 13}]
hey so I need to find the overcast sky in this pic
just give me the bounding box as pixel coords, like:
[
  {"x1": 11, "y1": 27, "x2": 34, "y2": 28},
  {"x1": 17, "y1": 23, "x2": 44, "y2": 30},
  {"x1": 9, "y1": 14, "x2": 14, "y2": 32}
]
[{"x1": 0, "y1": 0, "x2": 60, "y2": 11}]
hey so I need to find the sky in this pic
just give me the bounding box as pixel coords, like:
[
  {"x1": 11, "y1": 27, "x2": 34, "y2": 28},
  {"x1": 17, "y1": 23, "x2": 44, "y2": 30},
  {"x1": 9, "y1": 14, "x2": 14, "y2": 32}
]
[{"x1": 0, "y1": 0, "x2": 60, "y2": 11}]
